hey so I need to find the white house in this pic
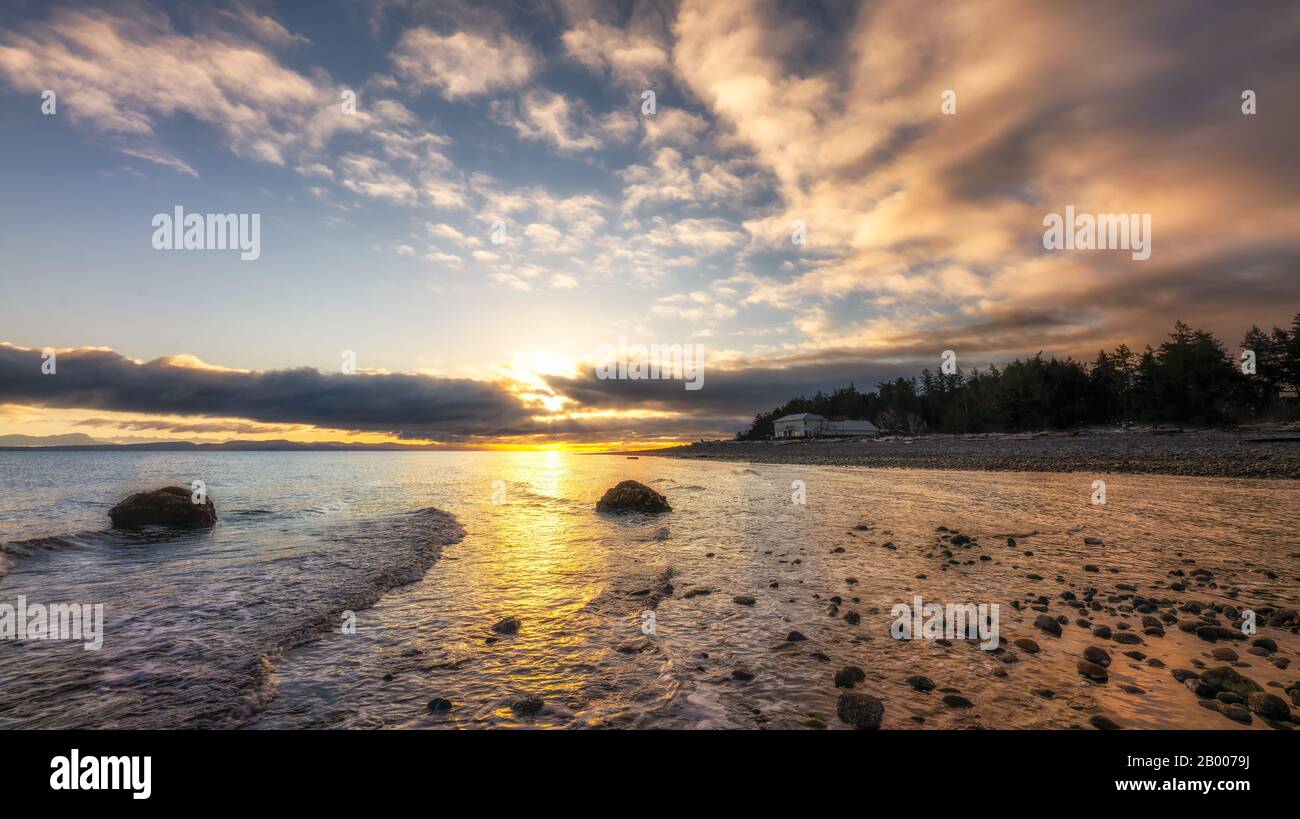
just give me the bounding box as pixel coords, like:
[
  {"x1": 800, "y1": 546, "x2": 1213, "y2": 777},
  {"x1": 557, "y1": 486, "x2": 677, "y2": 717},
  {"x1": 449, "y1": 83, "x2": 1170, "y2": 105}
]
[
  {"x1": 773, "y1": 412, "x2": 824, "y2": 438},
  {"x1": 772, "y1": 413, "x2": 878, "y2": 439}
]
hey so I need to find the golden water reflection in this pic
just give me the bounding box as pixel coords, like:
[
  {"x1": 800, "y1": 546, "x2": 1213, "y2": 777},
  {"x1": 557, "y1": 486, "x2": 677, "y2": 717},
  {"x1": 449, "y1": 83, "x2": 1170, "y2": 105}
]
[{"x1": 251, "y1": 453, "x2": 1300, "y2": 729}]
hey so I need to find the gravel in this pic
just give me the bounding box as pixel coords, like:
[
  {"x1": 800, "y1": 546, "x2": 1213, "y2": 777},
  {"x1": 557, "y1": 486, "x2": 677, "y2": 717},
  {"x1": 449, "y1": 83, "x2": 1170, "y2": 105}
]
[{"x1": 643, "y1": 429, "x2": 1300, "y2": 479}]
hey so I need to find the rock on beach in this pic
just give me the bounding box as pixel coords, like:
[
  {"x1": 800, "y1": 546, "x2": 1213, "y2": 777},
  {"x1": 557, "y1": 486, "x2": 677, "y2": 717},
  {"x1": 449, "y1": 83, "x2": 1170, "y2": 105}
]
[
  {"x1": 595, "y1": 480, "x2": 672, "y2": 513},
  {"x1": 108, "y1": 486, "x2": 216, "y2": 528}
]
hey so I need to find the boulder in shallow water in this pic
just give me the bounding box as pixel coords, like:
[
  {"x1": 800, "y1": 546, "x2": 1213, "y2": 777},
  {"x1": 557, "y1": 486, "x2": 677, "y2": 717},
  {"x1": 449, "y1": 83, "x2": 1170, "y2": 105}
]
[
  {"x1": 595, "y1": 480, "x2": 671, "y2": 514},
  {"x1": 109, "y1": 486, "x2": 216, "y2": 528},
  {"x1": 491, "y1": 616, "x2": 521, "y2": 634},
  {"x1": 510, "y1": 695, "x2": 544, "y2": 716}
]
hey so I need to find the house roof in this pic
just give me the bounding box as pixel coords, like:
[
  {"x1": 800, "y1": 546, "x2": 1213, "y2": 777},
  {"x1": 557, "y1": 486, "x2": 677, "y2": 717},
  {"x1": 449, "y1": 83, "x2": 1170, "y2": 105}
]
[
  {"x1": 774, "y1": 413, "x2": 826, "y2": 422},
  {"x1": 826, "y1": 419, "x2": 879, "y2": 430}
]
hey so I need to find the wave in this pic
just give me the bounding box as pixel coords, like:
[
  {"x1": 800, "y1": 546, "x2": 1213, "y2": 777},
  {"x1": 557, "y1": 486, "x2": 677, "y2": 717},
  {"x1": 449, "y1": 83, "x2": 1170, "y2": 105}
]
[
  {"x1": 0, "y1": 530, "x2": 114, "y2": 577},
  {"x1": 0, "y1": 505, "x2": 464, "y2": 729},
  {"x1": 219, "y1": 506, "x2": 466, "y2": 728},
  {"x1": 0, "y1": 525, "x2": 215, "y2": 578},
  {"x1": 0, "y1": 502, "x2": 358, "y2": 578}
]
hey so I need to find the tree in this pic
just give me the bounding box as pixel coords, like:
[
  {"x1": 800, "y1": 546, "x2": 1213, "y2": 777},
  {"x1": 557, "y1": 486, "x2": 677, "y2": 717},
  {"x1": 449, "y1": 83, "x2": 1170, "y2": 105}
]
[{"x1": 733, "y1": 317, "x2": 1297, "y2": 438}]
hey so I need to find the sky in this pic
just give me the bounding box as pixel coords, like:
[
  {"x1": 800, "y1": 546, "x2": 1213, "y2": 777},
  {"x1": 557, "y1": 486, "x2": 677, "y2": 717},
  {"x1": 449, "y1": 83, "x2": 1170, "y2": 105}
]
[{"x1": 0, "y1": 0, "x2": 1297, "y2": 449}]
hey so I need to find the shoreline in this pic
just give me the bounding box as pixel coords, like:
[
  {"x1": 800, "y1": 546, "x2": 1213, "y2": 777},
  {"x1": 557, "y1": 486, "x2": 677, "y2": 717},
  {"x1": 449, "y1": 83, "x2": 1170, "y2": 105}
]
[{"x1": 639, "y1": 429, "x2": 1300, "y2": 480}]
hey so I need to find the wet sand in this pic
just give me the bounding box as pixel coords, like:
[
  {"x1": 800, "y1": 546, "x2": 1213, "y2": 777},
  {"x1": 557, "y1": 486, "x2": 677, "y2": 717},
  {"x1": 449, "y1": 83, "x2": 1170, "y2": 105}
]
[
  {"x1": 3, "y1": 452, "x2": 1296, "y2": 730},
  {"x1": 248, "y1": 462, "x2": 1300, "y2": 730}
]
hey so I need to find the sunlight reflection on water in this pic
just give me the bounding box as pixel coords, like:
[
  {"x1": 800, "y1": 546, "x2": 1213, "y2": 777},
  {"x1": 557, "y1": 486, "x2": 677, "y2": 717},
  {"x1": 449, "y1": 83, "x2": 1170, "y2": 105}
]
[{"x1": 1, "y1": 451, "x2": 1296, "y2": 729}]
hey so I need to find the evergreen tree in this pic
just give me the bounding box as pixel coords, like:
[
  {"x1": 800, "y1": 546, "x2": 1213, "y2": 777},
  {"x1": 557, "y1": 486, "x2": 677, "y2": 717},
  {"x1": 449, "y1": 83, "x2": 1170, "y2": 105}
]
[{"x1": 734, "y1": 318, "x2": 1297, "y2": 438}]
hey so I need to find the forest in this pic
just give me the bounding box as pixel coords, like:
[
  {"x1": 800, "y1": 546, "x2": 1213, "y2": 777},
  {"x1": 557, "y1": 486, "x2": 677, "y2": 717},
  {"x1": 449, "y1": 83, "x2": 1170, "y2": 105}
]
[{"x1": 737, "y1": 316, "x2": 1300, "y2": 439}]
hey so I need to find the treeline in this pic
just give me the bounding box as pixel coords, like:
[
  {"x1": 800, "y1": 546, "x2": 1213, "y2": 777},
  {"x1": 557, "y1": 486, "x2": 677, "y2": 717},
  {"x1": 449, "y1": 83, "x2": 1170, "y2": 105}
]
[{"x1": 737, "y1": 317, "x2": 1300, "y2": 439}]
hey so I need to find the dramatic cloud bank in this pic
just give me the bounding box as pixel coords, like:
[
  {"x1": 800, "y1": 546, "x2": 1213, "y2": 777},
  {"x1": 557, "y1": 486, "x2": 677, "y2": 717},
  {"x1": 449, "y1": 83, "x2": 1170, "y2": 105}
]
[
  {"x1": 1, "y1": 0, "x2": 1297, "y2": 443},
  {"x1": 0, "y1": 345, "x2": 536, "y2": 441}
]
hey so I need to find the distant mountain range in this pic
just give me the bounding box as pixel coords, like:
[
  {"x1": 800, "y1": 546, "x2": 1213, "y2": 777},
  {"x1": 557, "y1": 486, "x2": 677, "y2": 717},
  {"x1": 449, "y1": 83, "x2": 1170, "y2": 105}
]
[{"x1": 0, "y1": 433, "x2": 103, "y2": 447}]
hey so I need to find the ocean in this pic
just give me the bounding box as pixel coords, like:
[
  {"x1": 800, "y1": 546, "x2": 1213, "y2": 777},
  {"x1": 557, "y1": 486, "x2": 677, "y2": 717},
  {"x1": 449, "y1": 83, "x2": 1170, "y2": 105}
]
[{"x1": 1, "y1": 450, "x2": 1296, "y2": 729}]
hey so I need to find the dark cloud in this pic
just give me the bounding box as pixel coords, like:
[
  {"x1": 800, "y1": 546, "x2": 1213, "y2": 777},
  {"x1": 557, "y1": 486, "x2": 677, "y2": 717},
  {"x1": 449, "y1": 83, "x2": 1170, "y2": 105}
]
[
  {"x1": 0, "y1": 345, "x2": 537, "y2": 441},
  {"x1": 72, "y1": 417, "x2": 298, "y2": 435},
  {"x1": 546, "y1": 360, "x2": 921, "y2": 418}
]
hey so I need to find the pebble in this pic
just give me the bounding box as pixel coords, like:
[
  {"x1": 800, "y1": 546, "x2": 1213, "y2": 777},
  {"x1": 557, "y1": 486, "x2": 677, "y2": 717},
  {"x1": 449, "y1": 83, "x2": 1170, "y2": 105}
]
[
  {"x1": 1083, "y1": 646, "x2": 1112, "y2": 667},
  {"x1": 1077, "y1": 660, "x2": 1109, "y2": 682},
  {"x1": 510, "y1": 695, "x2": 544, "y2": 715},
  {"x1": 836, "y1": 692, "x2": 885, "y2": 729},
  {"x1": 1200, "y1": 666, "x2": 1263, "y2": 697},
  {"x1": 834, "y1": 666, "x2": 866, "y2": 688},
  {"x1": 1247, "y1": 692, "x2": 1291, "y2": 721},
  {"x1": 1034, "y1": 615, "x2": 1062, "y2": 637}
]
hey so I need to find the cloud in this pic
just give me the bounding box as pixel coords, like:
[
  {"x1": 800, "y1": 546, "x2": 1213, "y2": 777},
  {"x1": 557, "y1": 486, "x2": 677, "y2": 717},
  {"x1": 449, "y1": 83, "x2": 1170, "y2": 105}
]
[
  {"x1": 215, "y1": 3, "x2": 310, "y2": 48},
  {"x1": 3, "y1": 0, "x2": 1298, "y2": 447},
  {"x1": 422, "y1": 247, "x2": 463, "y2": 267},
  {"x1": 73, "y1": 416, "x2": 303, "y2": 436},
  {"x1": 619, "y1": 147, "x2": 753, "y2": 211},
  {"x1": 0, "y1": 4, "x2": 355, "y2": 171},
  {"x1": 562, "y1": 19, "x2": 670, "y2": 88},
  {"x1": 647, "y1": 217, "x2": 748, "y2": 253},
  {"x1": 0, "y1": 1, "x2": 457, "y2": 191},
  {"x1": 337, "y1": 154, "x2": 420, "y2": 204},
  {"x1": 641, "y1": 108, "x2": 709, "y2": 147},
  {"x1": 427, "y1": 223, "x2": 480, "y2": 246},
  {"x1": 391, "y1": 27, "x2": 536, "y2": 99},
  {"x1": 0, "y1": 344, "x2": 536, "y2": 441},
  {"x1": 668, "y1": 0, "x2": 1300, "y2": 362},
  {"x1": 547, "y1": 359, "x2": 922, "y2": 421},
  {"x1": 491, "y1": 89, "x2": 634, "y2": 152}
]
